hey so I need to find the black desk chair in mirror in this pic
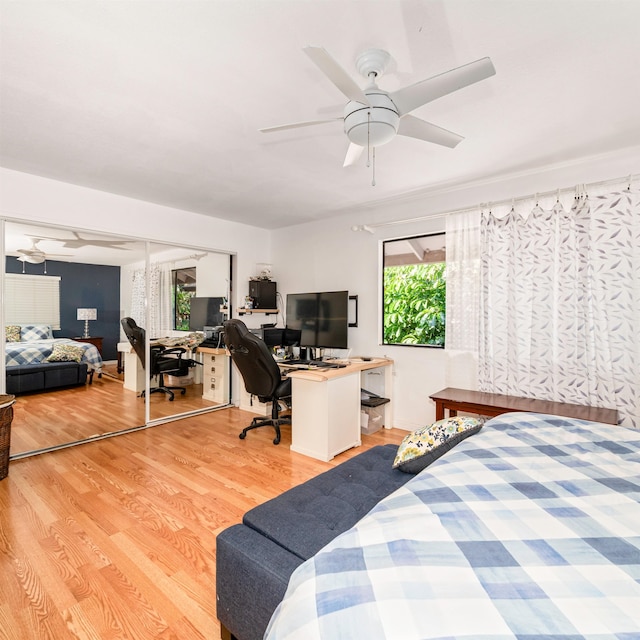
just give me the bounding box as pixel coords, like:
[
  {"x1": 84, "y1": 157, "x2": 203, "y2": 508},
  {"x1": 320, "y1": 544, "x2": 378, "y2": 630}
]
[{"x1": 121, "y1": 317, "x2": 200, "y2": 401}]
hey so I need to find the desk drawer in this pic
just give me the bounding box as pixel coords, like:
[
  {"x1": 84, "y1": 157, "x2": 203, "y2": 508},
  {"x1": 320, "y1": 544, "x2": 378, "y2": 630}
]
[{"x1": 202, "y1": 352, "x2": 229, "y2": 403}]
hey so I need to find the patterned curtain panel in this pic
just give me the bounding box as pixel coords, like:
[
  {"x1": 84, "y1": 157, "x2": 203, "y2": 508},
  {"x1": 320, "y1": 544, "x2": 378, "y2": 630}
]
[
  {"x1": 479, "y1": 185, "x2": 640, "y2": 428},
  {"x1": 445, "y1": 209, "x2": 481, "y2": 352},
  {"x1": 130, "y1": 268, "x2": 146, "y2": 327},
  {"x1": 130, "y1": 263, "x2": 173, "y2": 338}
]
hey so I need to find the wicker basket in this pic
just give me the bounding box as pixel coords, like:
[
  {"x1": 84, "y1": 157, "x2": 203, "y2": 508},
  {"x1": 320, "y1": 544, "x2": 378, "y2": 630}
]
[{"x1": 0, "y1": 394, "x2": 15, "y2": 480}]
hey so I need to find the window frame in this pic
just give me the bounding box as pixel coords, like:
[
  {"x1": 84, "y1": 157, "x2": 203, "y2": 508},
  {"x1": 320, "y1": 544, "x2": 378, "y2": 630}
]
[
  {"x1": 381, "y1": 232, "x2": 446, "y2": 349},
  {"x1": 172, "y1": 267, "x2": 196, "y2": 331}
]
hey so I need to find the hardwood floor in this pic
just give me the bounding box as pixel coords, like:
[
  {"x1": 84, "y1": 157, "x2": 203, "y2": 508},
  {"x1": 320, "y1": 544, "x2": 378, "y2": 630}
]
[
  {"x1": 0, "y1": 408, "x2": 406, "y2": 639},
  {"x1": 10, "y1": 364, "x2": 227, "y2": 456}
]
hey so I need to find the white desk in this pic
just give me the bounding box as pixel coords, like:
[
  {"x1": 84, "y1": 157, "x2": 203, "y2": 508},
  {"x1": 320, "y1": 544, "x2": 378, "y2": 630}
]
[
  {"x1": 117, "y1": 341, "x2": 147, "y2": 392},
  {"x1": 285, "y1": 358, "x2": 393, "y2": 462}
]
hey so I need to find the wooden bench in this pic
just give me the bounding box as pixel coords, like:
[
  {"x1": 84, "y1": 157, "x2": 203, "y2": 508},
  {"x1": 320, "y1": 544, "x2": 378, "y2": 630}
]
[{"x1": 429, "y1": 387, "x2": 618, "y2": 425}]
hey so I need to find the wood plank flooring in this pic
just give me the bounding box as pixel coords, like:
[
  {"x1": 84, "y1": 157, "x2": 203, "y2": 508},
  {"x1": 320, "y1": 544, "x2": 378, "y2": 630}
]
[
  {"x1": 0, "y1": 408, "x2": 406, "y2": 639},
  {"x1": 10, "y1": 364, "x2": 226, "y2": 456}
]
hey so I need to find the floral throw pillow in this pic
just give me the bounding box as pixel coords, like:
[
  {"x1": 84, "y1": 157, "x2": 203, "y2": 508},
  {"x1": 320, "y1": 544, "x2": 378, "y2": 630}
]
[
  {"x1": 6, "y1": 325, "x2": 20, "y2": 342},
  {"x1": 393, "y1": 416, "x2": 484, "y2": 474},
  {"x1": 46, "y1": 344, "x2": 84, "y2": 363}
]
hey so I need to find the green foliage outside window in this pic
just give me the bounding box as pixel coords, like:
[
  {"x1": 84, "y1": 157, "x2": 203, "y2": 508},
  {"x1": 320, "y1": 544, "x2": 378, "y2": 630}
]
[
  {"x1": 174, "y1": 287, "x2": 194, "y2": 331},
  {"x1": 383, "y1": 263, "x2": 446, "y2": 346},
  {"x1": 172, "y1": 267, "x2": 197, "y2": 331}
]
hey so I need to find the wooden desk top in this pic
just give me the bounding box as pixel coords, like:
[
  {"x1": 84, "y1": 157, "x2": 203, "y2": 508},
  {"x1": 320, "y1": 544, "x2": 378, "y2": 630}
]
[
  {"x1": 284, "y1": 357, "x2": 393, "y2": 382},
  {"x1": 195, "y1": 346, "x2": 228, "y2": 355},
  {"x1": 429, "y1": 387, "x2": 619, "y2": 425}
]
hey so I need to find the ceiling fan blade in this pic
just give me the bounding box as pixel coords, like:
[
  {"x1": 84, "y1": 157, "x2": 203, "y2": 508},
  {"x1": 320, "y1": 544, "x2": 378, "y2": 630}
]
[
  {"x1": 397, "y1": 115, "x2": 464, "y2": 148},
  {"x1": 390, "y1": 57, "x2": 496, "y2": 116},
  {"x1": 343, "y1": 143, "x2": 364, "y2": 167},
  {"x1": 303, "y1": 46, "x2": 370, "y2": 105},
  {"x1": 260, "y1": 117, "x2": 341, "y2": 134},
  {"x1": 17, "y1": 255, "x2": 45, "y2": 264}
]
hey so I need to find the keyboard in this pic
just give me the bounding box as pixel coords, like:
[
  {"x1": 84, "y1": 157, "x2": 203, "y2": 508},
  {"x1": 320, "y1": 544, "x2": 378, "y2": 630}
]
[
  {"x1": 311, "y1": 360, "x2": 346, "y2": 369},
  {"x1": 280, "y1": 359, "x2": 346, "y2": 369}
]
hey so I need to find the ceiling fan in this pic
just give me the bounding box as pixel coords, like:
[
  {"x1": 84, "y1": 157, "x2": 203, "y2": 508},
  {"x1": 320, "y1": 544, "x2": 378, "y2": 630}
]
[
  {"x1": 17, "y1": 238, "x2": 71, "y2": 265},
  {"x1": 260, "y1": 46, "x2": 496, "y2": 171},
  {"x1": 27, "y1": 231, "x2": 131, "y2": 250}
]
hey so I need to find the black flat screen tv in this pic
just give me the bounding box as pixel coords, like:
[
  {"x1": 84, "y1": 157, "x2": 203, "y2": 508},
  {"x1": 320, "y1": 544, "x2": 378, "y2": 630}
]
[
  {"x1": 285, "y1": 290, "x2": 348, "y2": 349},
  {"x1": 189, "y1": 297, "x2": 225, "y2": 331}
]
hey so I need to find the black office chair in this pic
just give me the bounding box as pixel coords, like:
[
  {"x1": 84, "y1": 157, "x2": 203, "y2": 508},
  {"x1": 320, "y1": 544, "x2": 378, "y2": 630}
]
[
  {"x1": 223, "y1": 319, "x2": 291, "y2": 445},
  {"x1": 121, "y1": 317, "x2": 199, "y2": 401}
]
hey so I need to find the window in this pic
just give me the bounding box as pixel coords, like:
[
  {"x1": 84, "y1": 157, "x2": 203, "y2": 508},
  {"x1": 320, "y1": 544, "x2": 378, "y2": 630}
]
[
  {"x1": 5, "y1": 273, "x2": 61, "y2": 329},
  {"x1": 382, "y1": 233, "x2": 446, "y2": 347},
  {"x1": 172, "y1": 267, "x2": 196, "y2": 331}
]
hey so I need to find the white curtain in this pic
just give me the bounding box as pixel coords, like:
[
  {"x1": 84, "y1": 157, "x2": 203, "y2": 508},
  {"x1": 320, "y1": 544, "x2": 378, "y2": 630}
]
[
  {"x1": 130, "y1": 263, "x2": 173, "y2": 338},
  {"x1": 445, "y1": 209, "x2": 481, "y2": 352},
  {"x1": 479, "y1": 185, "x2": 640, "y2": 428}
]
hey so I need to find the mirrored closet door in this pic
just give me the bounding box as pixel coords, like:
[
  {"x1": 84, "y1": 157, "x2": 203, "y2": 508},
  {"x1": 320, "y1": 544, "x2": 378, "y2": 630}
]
[
  {"x1": 140, "y1": 241, "x2": 232, "y2": 424},
  {"x1": 3, "y1": 220, "x2": 232, "y2": 457}
]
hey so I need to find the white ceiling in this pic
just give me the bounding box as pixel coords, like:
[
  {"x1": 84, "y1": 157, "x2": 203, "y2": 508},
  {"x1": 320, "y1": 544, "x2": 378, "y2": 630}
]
[{"x1": 1, "y1": 0, "x2": 639, "y2": 230}]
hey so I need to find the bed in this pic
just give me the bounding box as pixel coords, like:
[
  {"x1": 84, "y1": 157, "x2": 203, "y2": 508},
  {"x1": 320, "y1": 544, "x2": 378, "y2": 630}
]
[
  {"x1": 5, "y1": 324, "x2": 103, "y2": 372},
  {"x1": 265, "y1": 412, "x2": 640, "y2": 639}
]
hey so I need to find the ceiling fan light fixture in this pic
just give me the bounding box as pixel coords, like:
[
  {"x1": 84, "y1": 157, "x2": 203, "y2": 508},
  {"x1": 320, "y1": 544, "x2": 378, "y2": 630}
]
[{"x1": 343, "y1": 91, "x2": 399, "y2": 147}]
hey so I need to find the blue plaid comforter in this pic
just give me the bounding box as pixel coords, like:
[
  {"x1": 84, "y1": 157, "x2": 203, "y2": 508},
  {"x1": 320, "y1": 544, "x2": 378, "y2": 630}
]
[
  {"x1": 265, "y1": 413, "x2": 640, "y2": 639},
  {"x1": 6, "y1": 339, "x2": 103, "y2": 372}
]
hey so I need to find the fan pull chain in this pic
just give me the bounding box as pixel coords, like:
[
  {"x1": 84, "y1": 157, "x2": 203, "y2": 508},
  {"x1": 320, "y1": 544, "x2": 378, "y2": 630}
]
[
  {"x1": 366, "y1": 111, "x2": 371, "y2": 168},
  {"x1": 372, "y1": 147, "x2": 376, "y2": 187}
]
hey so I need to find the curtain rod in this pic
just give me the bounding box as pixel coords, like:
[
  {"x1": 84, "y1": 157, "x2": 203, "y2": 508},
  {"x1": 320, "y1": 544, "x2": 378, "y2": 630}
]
[{"x1": 353, "y1": 172, "x2": 638, "y2": 232}]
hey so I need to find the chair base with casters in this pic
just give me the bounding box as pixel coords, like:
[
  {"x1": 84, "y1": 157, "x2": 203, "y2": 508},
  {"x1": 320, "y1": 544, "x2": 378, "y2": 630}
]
[
  {"x1": 139, "y1": 344, "x2": 198, "y2": 401},
  {"x1": 240, "y1": 396, "x2": 291, "y2": 445},
  {"x1": 140, "y1": 372, "x2": 187, "y2": 401}
]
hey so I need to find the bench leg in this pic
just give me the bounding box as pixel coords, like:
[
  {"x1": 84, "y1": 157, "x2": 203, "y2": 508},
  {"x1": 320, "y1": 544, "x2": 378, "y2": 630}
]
[{"x1": 220, "y1": 623, "x2": 236, "y2": 640}]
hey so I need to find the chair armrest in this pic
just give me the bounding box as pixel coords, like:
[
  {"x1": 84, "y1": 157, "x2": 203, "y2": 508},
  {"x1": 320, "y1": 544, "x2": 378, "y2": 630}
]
[{"x1": 161, "y1": 347, "x2": 187, "y2": 358}]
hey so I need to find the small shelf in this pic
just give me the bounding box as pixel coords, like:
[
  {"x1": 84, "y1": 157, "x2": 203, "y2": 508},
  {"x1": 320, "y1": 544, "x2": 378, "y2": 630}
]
[{"x1": 237, "y1": 308, "x2": 278, "y2": 316}]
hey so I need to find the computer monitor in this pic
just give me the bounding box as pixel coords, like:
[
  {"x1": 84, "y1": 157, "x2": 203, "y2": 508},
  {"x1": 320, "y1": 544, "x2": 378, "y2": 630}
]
[
  {"x1": 285, "y1": 290, "x2": 348, "y2": 349},
  {"x1": 262, "y1": 327, "x2": 302, "y2": 347},
  {"x1": 189, "y1": 297, "x2": 225, "y2": 331},
  {"x1": 262, "y1": 328, "x2": 283, "y2": 347},
  {"x1": 283, "y1": 328, "x2": 302, "y2": 346}
]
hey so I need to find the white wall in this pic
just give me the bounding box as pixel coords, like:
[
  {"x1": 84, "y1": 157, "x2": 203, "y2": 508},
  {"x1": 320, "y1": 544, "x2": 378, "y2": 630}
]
[
  {"x1": 273, "y1": 146, "x2": 640, "y2": 431},
  {"x1": 3, "y1": 147, "x2": 639, "y2": 427},
  {"x1": 196, "y1": 252, "x2": 230, "y2": 299}
]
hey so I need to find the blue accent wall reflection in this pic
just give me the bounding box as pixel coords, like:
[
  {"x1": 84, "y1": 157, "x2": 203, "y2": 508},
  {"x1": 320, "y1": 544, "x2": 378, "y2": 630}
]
[{"x1": 6, "y1": 258, "x2": 121, "y2": 361}]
